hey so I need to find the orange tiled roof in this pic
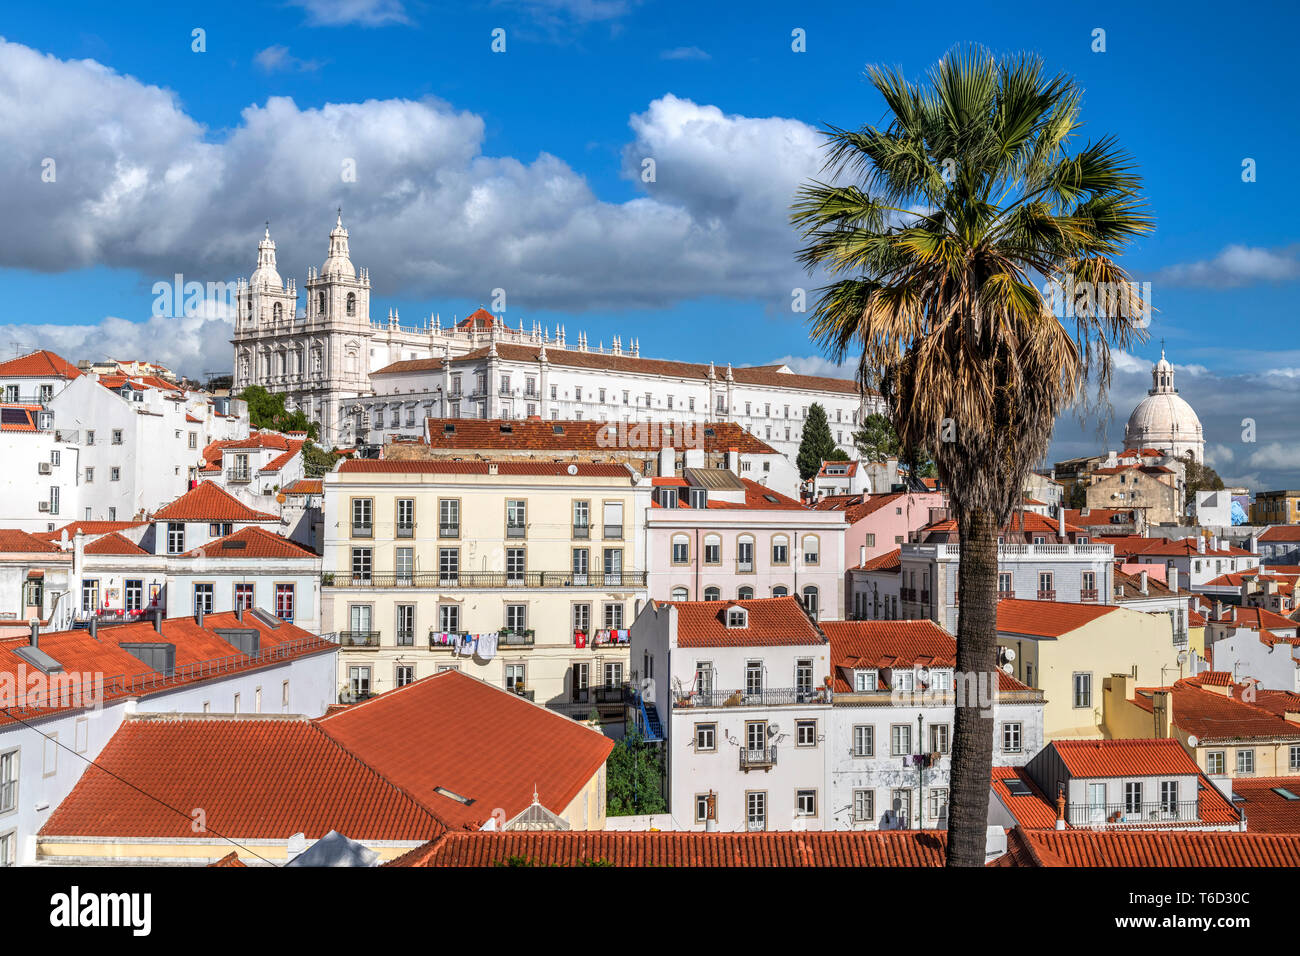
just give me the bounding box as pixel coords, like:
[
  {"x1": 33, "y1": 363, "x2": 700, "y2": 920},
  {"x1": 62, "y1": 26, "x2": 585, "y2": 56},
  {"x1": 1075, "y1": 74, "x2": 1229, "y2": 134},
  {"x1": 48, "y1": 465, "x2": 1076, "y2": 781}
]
[
  {"x1": 1051, "y1": 738, "x2": 1203, "y2": 778},
  {"x1": 1133, "y1": 537, "x2": 1254, "y2": 558},
  {"x1": 339, "y1": 459, "x2": 634, "y2": 478},
  {"x1": 209, "y1": 851, "x2": 247, "y2": 867},
  {"x1": 39, "y1": 520, "x2": 147, "y2": 542},
  {"x1": 854, "y1": 547, "x2": 901, "y2": 572},
  {"x1": 40, "y1": 716, "x2": 443, "y2": 843},
  {"x1": 1212, "y1": 605, "x2": 1299, "y2": 633},
  {"x1": 0, "y1": 404, "x2": 37, "y2": 432},
  {"x1": 282, "y1": 478, "x2": 323, "y2": 495},
  {"x1": 151, "y1": 481, "x2": 279, "y2": 522},
  {"x1": 1130, "y1": 679, "x2": 1300, "y2": 742},
  {"x1": 665, "y1": 596, "x2": 824, "y2": 649},
  {"x1": 990, "y1": 767, "x2": 1060, "y2": 830},
  {"x1": 1064, "y1": 508, "x2": 1136, "y2": 525},
  {"x1": 1259, "y1": 526, "x2": 1300, "y2": 543},
  {"x1": 317, "y1": 670, "x2": 613, "y2": 830},
  {"x1": 180, "y1": 525, "x2": 316, "y2": 559},
  {"x1": 999, "y1": 828, "x2": 1300, "y2": 867},
  {"x1": 0, "y1": 349, "x2": 81, "y2": 379},
  {"x1": 816, "y1": 460, "x2": 857, "y2": 478},
  {"x1": 921, "y1": 510, "x2": 1085, "y2": 538},
  {"x1": 387, "y1": 829, "x2": 948, "y2": 867},
  {"x1": 1230, "y1": 777, "x2": 1300, "y2": 834},
  {"x1": 996, "y1": 598, "x2": 1118, "y2": 637},
  {"x1": 0, "y1": 529, "x2": 62, "y2": 554},
  {"x1": 420, "y1": 419, "x2": 778, "y2": 456},
  {"x1": 83, "y1": 532, "x2": 148, "y2": 555}
]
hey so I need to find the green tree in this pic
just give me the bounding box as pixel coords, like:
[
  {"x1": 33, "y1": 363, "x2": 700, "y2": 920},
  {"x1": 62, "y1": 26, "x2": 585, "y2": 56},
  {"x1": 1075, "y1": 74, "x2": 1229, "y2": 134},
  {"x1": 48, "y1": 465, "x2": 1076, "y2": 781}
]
[
  {"x1": 1184, "y1": 455, "x2": 1225, "y2": 512},
  {"x1": 237, "y1": 385, "x2": 318, "y2": 440},
  {"x1": 796, "y1": 402, "x2": 838, "y2": 480},
  {"x1": 302, "y1": 442, "x2": 342, "y2": 478},
  {"x1": 1068, "y1": 481, "x2": 1088, "y2": 510},
  {"x1": 853, "y1": 413, "x2": 900, "y2": 462},
  {"x1": 792, "y1": 48, "x2": 1151, "y2": 864},
  {"x1": 605, "y1": 731, "x2": 667, "y2": 816}
]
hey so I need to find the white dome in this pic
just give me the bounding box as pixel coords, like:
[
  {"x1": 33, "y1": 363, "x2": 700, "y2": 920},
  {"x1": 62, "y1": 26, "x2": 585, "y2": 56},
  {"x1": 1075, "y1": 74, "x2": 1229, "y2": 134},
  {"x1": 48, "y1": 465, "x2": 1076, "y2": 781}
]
[
  {"x1": 1122, "y1": 349, "x2": 1204, "y2": 463},
  {"x1": 321, "y1": 213, "x2": 356, "y2": 280},
  {"x1": 249, "y1": 227, "x2": 283, "y2": 289}
]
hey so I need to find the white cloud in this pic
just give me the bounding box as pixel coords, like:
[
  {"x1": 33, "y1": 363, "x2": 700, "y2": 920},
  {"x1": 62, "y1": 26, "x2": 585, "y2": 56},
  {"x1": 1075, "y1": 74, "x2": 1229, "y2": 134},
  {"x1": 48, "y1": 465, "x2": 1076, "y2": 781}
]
[
  {"x1": 660, "y1": 46, "x2": 710, "y2": 61},
  {"x1": 763, "y1": 355, "x2": 854, "y2": 379},
  {"x1": 1153, "y1": 243, "x2": 1300, "y2": 288},
  {"x1": 287, "y1": 0, "x2": 411, "y2": 27},
  {"x1": 254, "y1": 45, "x2": 322, "y2": 73},
  {"x1": 498, "y1": 0, "x2": 640, "y2": 25}
]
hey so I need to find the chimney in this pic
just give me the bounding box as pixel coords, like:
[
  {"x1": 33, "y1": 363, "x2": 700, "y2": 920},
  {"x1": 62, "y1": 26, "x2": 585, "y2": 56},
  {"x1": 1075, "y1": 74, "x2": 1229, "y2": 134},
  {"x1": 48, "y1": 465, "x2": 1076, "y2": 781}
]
[
  {"x1": 1214, "y1": 600, "x2": 1226, "y2": 622},
  {"x1": 29, "y1": 621, "x2": 38, "y2": 648},
  {"x1": 725, "y1": 446, "x2": 739, "y2": 474},
  {"x1": 1055, "y1": 792, "x2": 1067, "y2": 830},
  {"x1": 1057, "y1": 508, "x2": 1066, "y2": 539},
  {"x1": 89, "y1": 618, "x2": 98, "y2": 641},
  {"x1": 1168, "y1": 567, "x2": 1179, "y2": 594},
  {"x1": 235, "y1": 604, "x2": 243, "y2": 622},
  {"x1": 153, "y1": 607, "x2": 164, "y2": 634},
  {"x1": 1248, "y1": 534, "x2": 1258, "y2": 555},
  {"x1": 1139, "y1": 570, "x2": 1149, "y2": 595},
  {"x1": 195, "y1": 605, "x2": 204, "y2": 628},
  {"x1": 1197, "y1": 536, "x2": 1206, "y2": 554},
  {"x1": 658, "y1": 446, "x2": 674, "y2": 477},
  {"x1": 859, "y1": 544, "x2": 867, "y2": 567}
]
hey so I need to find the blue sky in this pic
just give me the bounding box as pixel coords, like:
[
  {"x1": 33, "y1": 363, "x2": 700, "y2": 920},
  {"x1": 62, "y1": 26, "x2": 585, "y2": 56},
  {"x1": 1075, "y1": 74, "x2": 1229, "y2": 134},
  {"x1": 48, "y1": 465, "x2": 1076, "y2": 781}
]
[{"x1": 1, "y1": 0, "x2": 1298, "y2": 485}]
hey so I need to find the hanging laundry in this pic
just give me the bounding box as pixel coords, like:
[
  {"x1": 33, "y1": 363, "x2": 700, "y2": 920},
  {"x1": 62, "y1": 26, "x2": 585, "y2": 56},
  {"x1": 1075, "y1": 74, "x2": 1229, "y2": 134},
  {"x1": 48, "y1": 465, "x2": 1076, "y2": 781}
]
[
  {"x1": 478, "y1": 632, "x2": 498, "y2": 661},
  {"x1": 460, "y1": 634, "x2": 479, "y2": 658}
]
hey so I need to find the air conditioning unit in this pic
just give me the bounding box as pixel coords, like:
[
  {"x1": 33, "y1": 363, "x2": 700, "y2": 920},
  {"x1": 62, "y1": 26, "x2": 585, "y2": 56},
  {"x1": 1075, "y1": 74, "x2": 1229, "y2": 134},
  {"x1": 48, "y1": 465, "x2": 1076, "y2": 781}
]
[
  {"x1": 38, "y1": 501, "x2": 50, "y2": 512},
  {"x1": 38, "y1": 462, "x2": 52, "y2": 474}
]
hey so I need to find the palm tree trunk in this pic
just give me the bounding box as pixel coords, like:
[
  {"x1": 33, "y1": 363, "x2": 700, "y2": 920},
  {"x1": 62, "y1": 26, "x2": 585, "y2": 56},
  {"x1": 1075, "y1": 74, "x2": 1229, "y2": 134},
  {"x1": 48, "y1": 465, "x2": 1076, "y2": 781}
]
[{"x1": 946, "y1": 506, "x2": 998, "y2": 866}]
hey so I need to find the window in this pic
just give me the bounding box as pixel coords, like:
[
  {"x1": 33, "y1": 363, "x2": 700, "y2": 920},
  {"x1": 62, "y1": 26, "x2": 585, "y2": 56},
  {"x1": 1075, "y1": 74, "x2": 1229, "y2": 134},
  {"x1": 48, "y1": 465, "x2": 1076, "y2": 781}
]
[
  {"x1": 234, "y1": 583, "x2": 254, "y2": 610},
  {"x1": 603, "y1": 661, "x2": 623, "y2": 686},
  {"x1": 737, "y1": 536, "x2": 754, "y2": 572},
  {"x1": 396, "y1": 665, "x2": 414, "y2": 688},
  {"x1": 506, "y1": 548, "x2": 526, "y2": 583},
  {"x1": 573, "y1": 500, "x2": 590, "y2": 536},
  {"x1": 802, "y1": 586, "x2": 819, "y2": 619},
  {"x1": 0, "y1": 749, "x2": 17, "y2": 813},
  {"x1": 695, "y1": 723, "x2": 716, "y2": 751},
  {"x1": 110, "y1": 467, "x2": 121, "y2": 482},
  {"x1": 507, "y1": 499, "x2": 526, "y2": 536},
  {"x1": 726, "y1": 607, "x2": 747, "y2": 628},
  {"x1": 930, "y1": 724, "x2": 950, "y2": 754},
  {"x1": 351, "y1": 547, "x2": 372, "y2": 582},
  {"x1": 505, "y1": 664, "x2": 526, "y2": 693},
  {"x1": 746, "y1": 792, "x2": 766, "y2": 832},
  {"x1": 603, "y1": 602, "x2": 624, "y2": 629},
  {"x1": 348, "y1": 666, "x2": 371, "y2": 698},
  {"x1": 396, "y1": 604, "x2": 415, "y2": 646},
  {"x1": 352, "y1": 498, "x2": 373, "y2": 536},
  {"x1": 796, "y1": 720, "x2": 817, "y2": 747},
  {"x1": 439, "y1": 603, "x2": 460, "y2": 633},
  {"x1": 1038, "y1": 571, "x2": 1053, "y2": 597},
  {"x1": 852, "y1": 725, "x2": 874, "y2": 757},
  {"x1": 85, "y1": 430, "x2": 94, "y2": 445},
  {"x1": 438, "y1": 499, "x2": 459, "y2": 537},
  {"x1": 572, "y1": 603, "x2": 591, "y2": 633},
  {"x1": 929, "y1": 788, "x2": 949, "y2": 821},
  {"x1": 1072, "y1": 672, "x2": 1092, "y2": 709},
  {"x1": 602, "y1": 501, "x2": 624, "y2": 539},
  {"x1": 695, "y1": 662, "x2": 714, "y2": 695},
  {"x1": 703, "y1": 586, "x2": 721, "y2": 601},
  {"x1": 853, "y1": 670, "x2": 877, "y2": 692},
  {"x1": 1237, "y1": 749, "x2": 1255, "y2": 775},
  {"x1": 1291, "y1": 745, "x2": 1300, "y2": 772},
  {"x1": 0, "y1": 830, "x2": 13, "y2": 867},
  {"x1": 745, "y1": 661, "x2": 763, "y2": 695},
  {"x1": 695, "y1": 794, "x2": 712, "y2": 824},
  {"x1": 852, "y1": 789, "x2": 874, "y2": 822},
  {"x1": 772, "y1": 585, "x2": 789, "y2": 598},
  {"x1": 803, "y1": 536, "x2": 820, "y2": 564},
  {"x1": 111, "y1": 429, "x2": 123, "y2": 445},
  {"x1": 890, "y1": 724, "x2": 912, "y2": 756},
  {"x1": 771, "y1": 535, "x2": 789, "y2": 565},
  {"x1": 1002, "y1": 722, "x2": 1022, "y2": 753},
  {"x1": 396, "y1": 547, "x2": 414, "y2": 584},
  {"x1": 1124, "y1": 782, "x2": 1143, "y2": 813},
  {"x1": 795, "y1": 790, "x2": 817, "y2": 817},
  {"x1": 505, "y1": 604, "x2": 528, "y2": 633},
  {"x1": 275, "y1": 584, "x2": 295, "y2": 621},
  {"x1": 1160, "y1": 780, "x2": 1179, "y2": 813},
  {"x1": 84, "y1": 467, "x2": 94, "y2": 483},
  {"x1": 891, "y1": 789, "x2": 911, "y2": 827},
  {"x1": 1207, "y1": 751, "x2": 1226, "y2": 775},
  {"x1": 125, "y1": 579, "x2": 143, "y2": 612},
  {"x1": 193, "y1": 583, "x2": 214, "y2": 613},
  {"x1": 997, "y1": 571, "x2": 1012, "y2": 594},
  {"x1": 81, "y1": 579, "x2": 99, "y2": 612},
  {"x1": 396, "y1": 498, "x2": 415, "y2": 536},
  {"x1": 671, "y1": 535, "x2": 689, "y2": 564},
  {"x1": 703, "y1": 534, "x2": 721, "y2": 564},
  {"x1": 209, "y1": 522, "x2": 233, "y2": 538},
  {"x1": 439, "y1": 548, "x2": 459, "y2": 584}
]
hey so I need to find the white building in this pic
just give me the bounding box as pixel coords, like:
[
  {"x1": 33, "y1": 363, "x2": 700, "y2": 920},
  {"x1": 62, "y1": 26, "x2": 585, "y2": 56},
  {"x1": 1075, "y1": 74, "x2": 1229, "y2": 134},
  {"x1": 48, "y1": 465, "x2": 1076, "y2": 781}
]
[
  {"x1": 0, "y1": 531, "x2": 75, "y2": 635},
  {"x1": 0, "y1": 405, "x2": 80, "y2": 530},
  {"x1": 0, "y1": 612, "x2": 337, "y2": 865},
  {"x1": 631, "y1": 596, "x2": 832, "y2": 832},
  {"x1": 230, "y1": 218, "x2": 883, "y2": 456}
]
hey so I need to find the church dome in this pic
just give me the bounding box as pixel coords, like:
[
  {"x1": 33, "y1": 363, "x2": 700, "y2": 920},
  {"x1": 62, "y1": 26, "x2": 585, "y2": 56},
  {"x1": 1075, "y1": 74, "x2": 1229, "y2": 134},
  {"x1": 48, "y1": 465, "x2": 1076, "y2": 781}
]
[
  {"x1": 249, "y1": 226, "x2": 282, "y2": 289},
  {"x1": 1122, "y1": 349, "x2": 1205, "y2": 462},
  {"x1": 320, "y1": 212, "x2": 356, "y2": 280}
]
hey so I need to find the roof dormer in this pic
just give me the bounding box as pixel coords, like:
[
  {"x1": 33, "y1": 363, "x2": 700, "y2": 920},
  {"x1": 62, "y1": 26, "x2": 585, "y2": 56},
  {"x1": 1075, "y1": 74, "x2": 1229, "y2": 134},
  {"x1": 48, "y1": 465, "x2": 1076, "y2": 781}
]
[{"x1": 725, "y1": 605, "x2": 748, "y2": 629}]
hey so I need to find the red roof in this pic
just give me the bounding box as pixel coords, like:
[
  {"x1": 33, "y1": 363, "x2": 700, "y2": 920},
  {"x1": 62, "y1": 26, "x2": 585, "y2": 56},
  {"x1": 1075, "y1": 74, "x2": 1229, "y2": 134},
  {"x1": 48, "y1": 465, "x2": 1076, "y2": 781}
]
[
  {"x1": 1230, "y1": 778, "x2": 1300, "y2": 833},
  {"x1": 317, "y1": 670, "x2": 613, "y2": 830},
  {"x1": 1064, "y1": 508, "x2": 1136, "y2": 526},
  {"x1": 420, "y1": 419, "x2": 778, "y2": 456},
  {"x1": 0, "y1": 404, "x2": 37, "y2": 432},
  {"x1": 180, "y1": 525, "x2": 316, "y2": 559},
  {"x1": 1129, "y1": 679, "x2": 1300, "y2": 742},
  {"x1": 1052, "y1": 738, "x2": 1203, "y2": 778},
  {"x1": 816, "y1": 460, "x2": 857, "y2": 478},
  {"x1": 151, "y1": 481, "x2": 279, "y2": 522},
  {"x1": 990, "y1": 767, "x2": 1060, "y2": 830},
  {"x1": 854, "y1": 547, "x2": 901, "y2": 572},
  {"x1": 650, "y1": 477, "x2": 809, "y2": 512},
  {"x1": 0, "y1": 529, "x2": 62, "y2": 553},
  {"x1": 996, "y1": 598, "x2": 1118, "y2": 637},
  {"x1": 812, "y1": 491, "x2": 934, "y2": 525},
  {"x1": 83, "y1": 532, "x2": 148, "y2": 555},
  {"x1": 999, "y1": 828, "x2": 1300, "y2": 867},
  {"x1": 282, "y1": 478, "x2": 323, "y2": 495},
  {"x1": 40, "y1": 717, "x2": 443, "y2": 843},
  {"x1": 0, "y1": 349, "x2": 81, "y2": 379},
  {"x1": 665, "y1": 596, "x2": 824, "y2": 648},
  {"x1": 1260, "y1": 526, "x2": 1300, "y2": 542},
  {"x1": 1133, "y1": 537, "x2": 1254, "y2": 558},
  {"x1": 921, "y1": 511, "x2": 1085, "y2": 538},
  {"x1": 338, "y1": 460, "x2": 633, "y2": 478},
  {"x1": 387, "y1": 829, "x2": 948, "y2": 867},
  {"x1": 1212, "y1": 605, "x2": 1299, "y2": 634},
  {"x1": 40, "y1": 520, "x2": 147, "y2": 541}
]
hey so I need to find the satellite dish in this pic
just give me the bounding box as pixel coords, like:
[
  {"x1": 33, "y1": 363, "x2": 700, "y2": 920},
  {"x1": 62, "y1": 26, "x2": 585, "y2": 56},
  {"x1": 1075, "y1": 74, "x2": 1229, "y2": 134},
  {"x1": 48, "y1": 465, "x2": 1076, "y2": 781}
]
[
  {"x1": 1002, "y1": 648, "x2": 1016, "y2": 662},
  {"x1": 1186, "y1": 735, "x2": 1199, "y2": 748},
  {"x1": 566, "y1": 464, "x2": 578, "y2": 475},
  {"x1": 1001, "y1": 662, "x2": 1014, "y2": 674}
]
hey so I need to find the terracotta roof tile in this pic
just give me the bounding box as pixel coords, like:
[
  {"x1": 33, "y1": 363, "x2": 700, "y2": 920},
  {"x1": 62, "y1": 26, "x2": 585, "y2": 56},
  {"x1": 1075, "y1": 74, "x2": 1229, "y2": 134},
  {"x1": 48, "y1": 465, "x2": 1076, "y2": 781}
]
[
  {"x1": 853, "y1": 547, "x2": 901, "y2": 572},
  {"x1": 1130, "y1": 679, "x2": 1300, "y2": 742},
  {"x1": 0, "y1": 528, "x2": 62, "y2": 553},
  {"x1": 180, "y1": 526, "x2": 316, "y2": 559},
  {"x1": 151, "y1": 481, "x2": 279, "y2": 522},
  {"x1": 1051, "y1": 738, "x2": 1203, "y2": 778},
  {"x1": 1259, "y1": 525, "x2": 1300, "y2": 542},
  {"x1": 996, "y1": 598, "x2": 1118, "y2": 637},
  {"x1": 418, "y1": 419, "x2": 778, "y2": 456},
  {"x1": 0, "y1": 349, "x2": 81, "y2": 379},
  {"x1": 990, "y1": 767, "x2": 1060, "y2": 830},
  {"x1": 317, "y1": 670, "x2": 613, "y2": 830},
  {"x1": 39, "y1": 520, "x2": 147, "y2": 542},
  {"x1": 1230, "y1": 777, "x2": 1300, "y2": 833},
  {"x1": 1000, "y1": 828, "x2": 1300, "y2": 866},
  {"x1": 665, "y1": 596, "x2": 824, "y2": 648},
  {"x1": 338, "y1": 459, "x2": 633, "y2": 478},
  {"x1": 83, "y1": 532, "x2": 149, "y2": 555}
]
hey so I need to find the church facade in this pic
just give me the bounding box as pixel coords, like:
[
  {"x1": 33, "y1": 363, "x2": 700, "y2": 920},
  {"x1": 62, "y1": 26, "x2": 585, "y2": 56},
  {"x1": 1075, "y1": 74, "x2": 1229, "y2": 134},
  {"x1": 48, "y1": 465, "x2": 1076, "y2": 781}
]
[{"x1": 231, "y1": 218, "x2": 883, "y2": 459}]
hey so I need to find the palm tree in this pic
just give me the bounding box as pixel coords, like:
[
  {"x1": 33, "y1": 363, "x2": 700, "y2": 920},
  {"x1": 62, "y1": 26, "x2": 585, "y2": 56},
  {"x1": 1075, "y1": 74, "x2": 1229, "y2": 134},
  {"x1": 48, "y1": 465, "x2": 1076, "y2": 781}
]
[{"x1": 792, "y1": 47, "x2": 1151, "y2": 865}]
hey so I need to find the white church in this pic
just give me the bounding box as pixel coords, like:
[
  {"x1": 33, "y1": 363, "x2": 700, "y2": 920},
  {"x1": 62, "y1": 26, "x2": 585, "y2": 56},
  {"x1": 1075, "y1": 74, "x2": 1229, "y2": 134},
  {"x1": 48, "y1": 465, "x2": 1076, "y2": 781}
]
[{"x1": 232, "y1": 217, "x2": 884, "y2": 458}]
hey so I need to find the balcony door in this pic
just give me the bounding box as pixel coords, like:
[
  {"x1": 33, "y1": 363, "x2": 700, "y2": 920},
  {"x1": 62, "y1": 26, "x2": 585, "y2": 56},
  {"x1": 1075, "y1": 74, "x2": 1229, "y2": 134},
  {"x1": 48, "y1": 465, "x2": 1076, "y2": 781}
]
[
  {"x1": 350, "y1": 605, "x2": 372, "y2": 636},
  {"x1": 1087, "y1": 783, "x2": 1106, "y2": 825}
]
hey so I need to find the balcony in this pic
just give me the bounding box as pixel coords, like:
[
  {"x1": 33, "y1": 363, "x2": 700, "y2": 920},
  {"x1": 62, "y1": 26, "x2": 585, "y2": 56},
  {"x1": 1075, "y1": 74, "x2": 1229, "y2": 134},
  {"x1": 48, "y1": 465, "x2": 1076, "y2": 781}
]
[
  {"x1": 1036, "y1": 589, "x2": 1056, "y2": 601},
  {"x1": 337, "y1": 630, "x2": 381, "y2": 649},
  {"x1": 736, "y1": 558, "x2": 755, "y2": 573},
  {"x1": 900, "y1": 587, "x2": 917, "y2": 602},
  {"x1": 506, "y1": 524, "x2": 527, "y2": 539},
  {"x1": 740, "y1": 745, "x2": 778, "y2": 772},
  {"x1": 439, "y1": 523, "x2": 459, "y2": 538},
  {"x1": 395, "y1": 631, "x2": 415, "y2": 647},
  {"x1": 351, "y1": 523, "x2": 373, "y2": 538},
  {"x1": 919, "y1": 590, "x2": 930, "y2": 605},
  {"x1": 322, "y1": 570, "x2": 648, "y2": 589},
  {"x1": 572, "y1": 524, "x2": 591, "y2": 539},
  {"x1": 674, "y1": 686, "x2": 828, "y2": 708},
  {"x1": 998, "y1": 589, "x2": 1014, "y2": 600},
  {"x1": 1080, "y1": 588, "x2": 1099, "y2": 602},
  {"x1": 225, "y1": 469, "x2": 252, "y2": 483},
  {"x1": 604, "y1": 525, "x2": 623, "y2": 540},
  {"x1": 396, "y1": 525, "x2": 414, "y2": 539},
  {"x1": 1066, "y1": 800, "x2": 1201, "y2": 828},
  {"x1": 498, "y1": 630, "x2": 536, "y2": 648}
]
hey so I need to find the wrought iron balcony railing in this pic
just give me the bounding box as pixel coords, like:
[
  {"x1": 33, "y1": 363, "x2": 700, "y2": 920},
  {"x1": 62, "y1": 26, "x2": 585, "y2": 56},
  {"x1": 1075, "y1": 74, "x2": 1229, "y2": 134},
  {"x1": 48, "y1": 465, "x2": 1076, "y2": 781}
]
[
  {"x1": 1066, "y1": 800, "x2": 1202, "y2": 827},
  {"x1": 674, "y1": 686, "x2": 828, "y2": 708},
  {"x1": 323, "y1": 570, "x2": 647, "y2": 589},
  {"x1": 740, "y1": 745, "x2": 778, "y2": 771},
  {"x1": 337, "y1": 630, "x2": 381, "y2": 648}
]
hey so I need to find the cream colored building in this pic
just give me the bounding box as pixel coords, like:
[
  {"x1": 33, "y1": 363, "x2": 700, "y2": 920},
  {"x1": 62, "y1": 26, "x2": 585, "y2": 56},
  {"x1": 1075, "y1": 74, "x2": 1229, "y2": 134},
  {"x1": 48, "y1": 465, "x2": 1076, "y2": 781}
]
[{"x1": 321, "y1": 459, "x2": 651, "y2": 715}]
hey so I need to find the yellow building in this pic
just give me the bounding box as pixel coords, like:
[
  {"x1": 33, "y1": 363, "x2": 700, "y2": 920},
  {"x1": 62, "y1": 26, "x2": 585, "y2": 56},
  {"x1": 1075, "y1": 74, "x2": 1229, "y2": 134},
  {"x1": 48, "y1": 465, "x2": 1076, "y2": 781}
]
[
  {"x1": 322, "y1": 459, "x2": 650, "y2": 715},
  {"x1": 1251, "y1": 490, "x2": 1300, "y2": 526},
  {"x1": 1103, "y1": 673, "x2": 1300, "y2": 779},
  {"x1": 996, "y1": 599, "x2": 1183, "y2": 740}
]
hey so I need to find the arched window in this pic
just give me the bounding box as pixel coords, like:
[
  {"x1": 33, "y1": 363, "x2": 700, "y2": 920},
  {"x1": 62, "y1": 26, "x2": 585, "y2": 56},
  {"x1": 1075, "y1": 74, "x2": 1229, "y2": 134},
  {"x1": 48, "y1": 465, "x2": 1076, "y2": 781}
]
[
  {"x1": 317, "y1": 292, "x2": 326, "y2": 315},
  {"x1": 802, "y1": 534, "x2": 821, "y2": 565},
  {"x1": 737, "y1": 586, "x2": 754, "y2": 600},
  {"x1": 671, "y1": 534, "x2": 690, "y2": 564},
  {"x1": 670, "y1": 587, "x2": 689, "y2": 601},
  {"x1": 703, "y1": 586, "x2": 721, "y2": 601},
  {"x1": 346, "y1": 292, "x2": 356, "y2": 316},
  {"x1": 737, "y1": 534, "x2": 755, "y2": 572},
  {"x1": 703, "y1": 534, "x2": 722, "y2": 565},
  {"x1": 272, "y1": 302, "x2": 283, "y2": 321},
  {"x1": 802, "y1": 585, "x2": 820, "y2": 619},
  {"x1": 772, "y1": 586, "x2": 789, "y2": 597},
  {"x1": 771, "y1": 534, "x2": 789, "y2": 565}
]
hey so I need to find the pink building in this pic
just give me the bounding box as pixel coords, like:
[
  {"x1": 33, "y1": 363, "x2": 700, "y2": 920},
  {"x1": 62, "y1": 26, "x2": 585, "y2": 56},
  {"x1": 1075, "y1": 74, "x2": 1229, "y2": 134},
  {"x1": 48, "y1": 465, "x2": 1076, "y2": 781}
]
[{"x1": 813, "y1": 491, "x2": 946, "y2": 568}]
